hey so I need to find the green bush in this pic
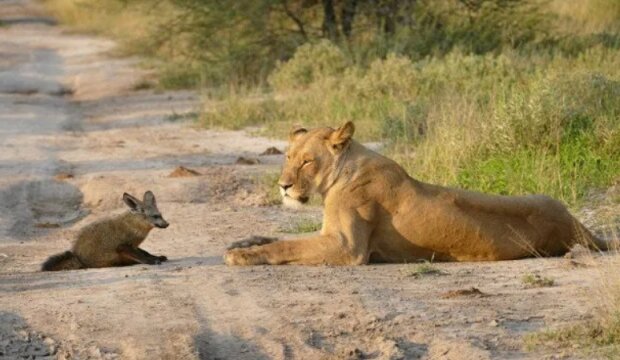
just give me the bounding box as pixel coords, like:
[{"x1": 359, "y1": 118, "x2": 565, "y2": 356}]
[{"x1": 268, "y1": 40, "x2": 349, "y2": 91}]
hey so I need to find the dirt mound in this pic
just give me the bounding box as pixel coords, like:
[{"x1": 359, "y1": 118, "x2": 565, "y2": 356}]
[
  {"x1": 428, "y1": 338, "x2": 491, "y2": 360},
  {"x1": 54, "y1": 172, "x2": 74, "y2": 180},
  {"x1": 0, "y1": 180, "x2": 86, "y2": 237},
  {"x1": 235, "y1": 156, "x2": 260, "y2": 165},
  {"x1": 260, "y1": 147, "x2": 283, "y2": 155},
  {"x1": 80, "y1": 167, "x2": 260, "y2": 211},
  {"x1": 25, "y1": 181, "x2": 84, "y2": 223},
  {"x1": 168, "y1": 166, "x2": 202, "y2": 178},
  {"x1": 442, "y1": 287, "x2": 488, "y2": 299},
  {"x1": 80, "y1": 175, "x2": 135, "y2": 210}
]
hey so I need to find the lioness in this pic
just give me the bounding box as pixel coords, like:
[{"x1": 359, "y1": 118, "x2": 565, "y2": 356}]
[{"x1": 225, "y1": 121, "x2": 608, "y2": 265}]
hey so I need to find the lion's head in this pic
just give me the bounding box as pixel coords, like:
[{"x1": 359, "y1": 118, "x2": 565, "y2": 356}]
[{"x1": 278, "y1": 121, "x2": 355, "y2": 206}]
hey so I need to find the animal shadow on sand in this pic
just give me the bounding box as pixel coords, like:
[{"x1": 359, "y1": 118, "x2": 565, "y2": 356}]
[
  {"x1": 193, "y1": 312, "x2": 270, "y2": 360},
  {"x1": 0, "y1": 311, "x2": 58, "y2": 358}
]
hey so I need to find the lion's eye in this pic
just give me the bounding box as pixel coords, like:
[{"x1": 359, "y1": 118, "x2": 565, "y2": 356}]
[{"x1": 301, "y1": 159, "x2": 312, "y2": 167}]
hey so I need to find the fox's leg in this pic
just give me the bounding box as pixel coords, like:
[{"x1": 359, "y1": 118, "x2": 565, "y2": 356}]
[
  {"x1": 117, "y1": 244, "x2": 162, "y2": 265},
  {"x1": 227, "y1": 236, "x2": 278, "y2": 250},
  {"x1": 224, "y1": 211, "x2": 372, "y2": 265},
  {"x1": 136, "y1": 247, "x2": 167, "y2": 262}
]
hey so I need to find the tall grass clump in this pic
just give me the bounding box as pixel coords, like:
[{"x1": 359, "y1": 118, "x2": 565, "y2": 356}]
[{"x1": 410, "y1": 70, "x2": 620, "y2": 206}]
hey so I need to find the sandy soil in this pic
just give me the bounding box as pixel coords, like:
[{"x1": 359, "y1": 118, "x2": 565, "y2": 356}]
[{"x1": 0, "y1": 1, "x2": 615, "y2": 359}]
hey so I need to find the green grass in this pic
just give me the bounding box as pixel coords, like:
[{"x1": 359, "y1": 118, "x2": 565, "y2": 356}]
[
  {"x1": 402, "y1": 262, "x2": 445, "y2": 278},
  {"x1": 521, "y1": 273, "x2": 555, "y2": 288},
  {"x1": 524, "y1": 315, "x2": 620, "y2": 357},
  {"x1": 164, "y1": 111, "x2": 199, "y2": 123},
  {"x1": 280, "y1": 218, "x2": 322, "y2": 234},
  {"x1": 157, "y1": 65, "x2": 203, "y2": 90},
  {"x1": 200, "y1": 93, "x2": 278, "y2": 130}
]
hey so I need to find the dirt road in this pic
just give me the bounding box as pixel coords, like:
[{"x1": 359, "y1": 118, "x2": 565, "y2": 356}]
[{"x1": 0, "y1": 1, "x2": 612, "y2": 359}]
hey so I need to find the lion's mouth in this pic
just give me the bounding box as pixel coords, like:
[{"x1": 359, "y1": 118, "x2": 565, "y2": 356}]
[{"x1": 284, "y1": 193, "x2": 309, "y2": 204}]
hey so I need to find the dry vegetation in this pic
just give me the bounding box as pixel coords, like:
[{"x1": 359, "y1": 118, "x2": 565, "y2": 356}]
[
  {"x1": 524, "y1": 249, "x2": 620, "y2": 356},
  {"x1": 42, "y1": 0, "x2": 620, "y2": 356},
  {"x1": 521, "y1": 273, "x2": 555, "y2": 288},
  {"x1": 402, "y1": 262, "x2": 446, "y2": 279}
]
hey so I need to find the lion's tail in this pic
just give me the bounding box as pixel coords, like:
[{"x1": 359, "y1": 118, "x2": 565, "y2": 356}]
[
  {"x1": 41, "y1": 251, "x2": 84, "y2": 271},
  {"x1": 573, "y1": 218, "x2": 619, "y2": 252}
]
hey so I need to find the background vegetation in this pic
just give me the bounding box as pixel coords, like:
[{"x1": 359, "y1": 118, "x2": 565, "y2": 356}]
[{"x1": 44, "y1": 0, "x2": 620, "y2": 208}]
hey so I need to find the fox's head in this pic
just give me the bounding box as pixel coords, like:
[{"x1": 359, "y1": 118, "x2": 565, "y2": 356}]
[{"x1": 122, "y1": 191, "x2": 169, "y2": 229}]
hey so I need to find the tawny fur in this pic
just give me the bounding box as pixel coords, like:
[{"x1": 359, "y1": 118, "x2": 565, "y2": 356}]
[
  {"x1": 42, "y1": 191, "x2": 168, "y2": 271},
  {"x1": 225, "y1": 121, "x2": 607, "y2": 266}
]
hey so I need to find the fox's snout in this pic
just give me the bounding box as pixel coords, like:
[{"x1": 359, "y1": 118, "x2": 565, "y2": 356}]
[{"x1": 154, "y1": 219, "x2": 169, "y2": 229}]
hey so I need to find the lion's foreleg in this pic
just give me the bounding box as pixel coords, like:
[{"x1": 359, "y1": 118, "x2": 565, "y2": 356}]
[
  {"x1": 224, "y1": 206, "x2": 373, "y2": 266},
  {"x1": 226, "y1": 236, "x2": 278, "y2": 250},
  {"x1": 224, "y1": 234, "x2": 368, "y2": 266}
]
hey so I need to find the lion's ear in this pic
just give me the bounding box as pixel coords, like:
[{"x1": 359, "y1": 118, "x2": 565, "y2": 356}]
[
  {"x1": 329, "y1": 121, "x2": 355, "y2": 151},
  {"x1": 289, "y1": 126, "x2": 308, "y2": 142}
]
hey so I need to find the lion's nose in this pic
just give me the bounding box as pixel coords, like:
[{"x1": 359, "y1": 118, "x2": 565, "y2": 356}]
[{"x1": 279, "y1": 182, "x2": 293, "y2": 191}]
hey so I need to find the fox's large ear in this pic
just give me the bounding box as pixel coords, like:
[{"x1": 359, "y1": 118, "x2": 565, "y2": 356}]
[
  {"x1": 123, "y1": 193, "x2": 142, "y2": 211},
  {"x1": 329, "y1": 121, "x2": 355, "y2": 152},
  {"x1": 289, "y1": 125, "x2": 307, "y2": 143},
  {"x1": 143, "y1": 191, "x2": 156, "y2": 207}
]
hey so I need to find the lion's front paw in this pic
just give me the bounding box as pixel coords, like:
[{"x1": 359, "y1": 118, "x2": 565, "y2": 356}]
[
  {"x1": 226, "y1": 236, "x2": 278, "y2": 250},
  {"x1": 224, "y1": 248, "x2": 266, "y2": 266}
]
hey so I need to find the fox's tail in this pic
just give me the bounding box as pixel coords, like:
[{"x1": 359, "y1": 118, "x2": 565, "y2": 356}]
[{"x1": 41, "y1": 251, "x2": 84, "y2": 271}]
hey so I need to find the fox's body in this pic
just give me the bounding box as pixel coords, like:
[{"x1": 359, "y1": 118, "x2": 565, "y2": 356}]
[
  {"x1": 42, "y1": 191, "x2": 169, "y2": 271},
  {"x1": 72, "y1": 212, "x2": 157, "y2": 268}
]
